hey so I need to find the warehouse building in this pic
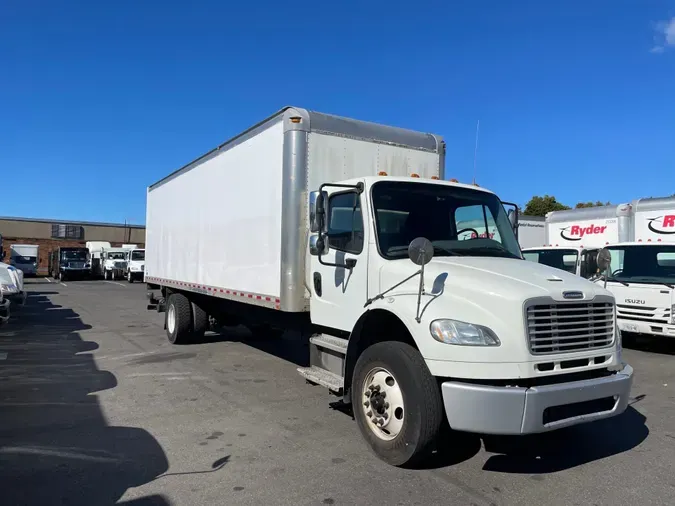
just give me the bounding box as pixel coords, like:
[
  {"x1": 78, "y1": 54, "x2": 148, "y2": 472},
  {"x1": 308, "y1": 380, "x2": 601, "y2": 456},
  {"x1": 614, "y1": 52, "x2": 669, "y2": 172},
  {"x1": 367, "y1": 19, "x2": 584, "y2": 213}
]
[{"x1": 0, "y1": 216, "x2": 145, "y2": 274}]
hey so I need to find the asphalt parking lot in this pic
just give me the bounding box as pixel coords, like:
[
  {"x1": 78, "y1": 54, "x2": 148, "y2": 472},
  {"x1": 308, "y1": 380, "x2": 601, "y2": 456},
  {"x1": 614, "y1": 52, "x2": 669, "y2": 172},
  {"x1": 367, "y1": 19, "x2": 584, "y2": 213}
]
[{"x1": 0, "y1": 278, "x2": 673, "y2": 506}]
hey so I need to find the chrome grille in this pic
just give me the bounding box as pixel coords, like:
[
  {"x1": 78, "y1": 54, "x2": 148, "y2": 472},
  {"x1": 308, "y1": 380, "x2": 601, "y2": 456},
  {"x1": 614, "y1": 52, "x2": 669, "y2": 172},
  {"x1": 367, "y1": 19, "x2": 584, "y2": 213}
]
[
  {"x1": 526, "y1": 300, "x2": 615, "y2": 355},
  {"x1": 616, "y1": 303, "x2": 670, "y2": 325},
  {"x1": 68, "y1": 262, "x2": 85, "y2": 269}
]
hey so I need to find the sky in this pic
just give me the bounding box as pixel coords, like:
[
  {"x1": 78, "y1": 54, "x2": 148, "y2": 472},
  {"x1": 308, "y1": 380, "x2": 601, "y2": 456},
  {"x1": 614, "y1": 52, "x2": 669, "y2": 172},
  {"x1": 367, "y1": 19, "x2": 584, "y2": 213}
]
[{"x1": 2, "y1": 0, "x2": 675, "y2": 225}]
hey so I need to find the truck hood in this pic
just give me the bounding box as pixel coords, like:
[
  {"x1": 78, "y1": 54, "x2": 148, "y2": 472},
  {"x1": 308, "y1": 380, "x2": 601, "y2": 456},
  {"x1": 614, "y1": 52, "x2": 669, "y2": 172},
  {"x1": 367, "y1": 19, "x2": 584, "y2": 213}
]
[{"x1": 379, "y1": 256, "x2": 611, "y2": 304}]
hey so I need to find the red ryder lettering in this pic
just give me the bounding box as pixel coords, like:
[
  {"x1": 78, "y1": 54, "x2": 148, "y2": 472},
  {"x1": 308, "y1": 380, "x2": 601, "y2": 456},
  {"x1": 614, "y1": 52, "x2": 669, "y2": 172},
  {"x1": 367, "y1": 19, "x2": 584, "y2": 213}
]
[
  {"x1": 664, "y1": 215, "x2": 675, "y2": 228},
  {"x1": 568, "y1": 224, "x2": 607, "y2": 237}
]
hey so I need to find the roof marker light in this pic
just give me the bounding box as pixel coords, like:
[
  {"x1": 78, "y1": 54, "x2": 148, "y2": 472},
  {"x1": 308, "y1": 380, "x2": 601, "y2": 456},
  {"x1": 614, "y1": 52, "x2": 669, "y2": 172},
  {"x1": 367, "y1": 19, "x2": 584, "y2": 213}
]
[
  {"x1": 450, "y1": 178, "x2": 459, "y2": 183},
  {"x1": 378, "y1": 171, "x2": 388, "y2": 176},
  {"x1": 410, "y1": 173, "x2": 420, "y2": 178},
  {"x1": 431, "y1": 176, "x2": 439, "y2": 180}
]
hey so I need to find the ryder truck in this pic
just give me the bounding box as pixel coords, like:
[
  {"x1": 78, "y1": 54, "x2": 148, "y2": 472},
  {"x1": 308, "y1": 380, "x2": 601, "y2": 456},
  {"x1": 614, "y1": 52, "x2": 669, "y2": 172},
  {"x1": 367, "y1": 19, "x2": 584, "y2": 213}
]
[{"x1": 145, "y1": 107, "x2": 633, "y2": 466}]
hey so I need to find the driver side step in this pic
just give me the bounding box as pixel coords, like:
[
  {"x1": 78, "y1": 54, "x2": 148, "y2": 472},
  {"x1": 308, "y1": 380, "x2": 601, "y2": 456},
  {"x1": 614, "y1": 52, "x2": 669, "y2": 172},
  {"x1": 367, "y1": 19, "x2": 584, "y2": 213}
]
[{"x1": 297, "y1": 334, "x2": 347, "y2": 394}]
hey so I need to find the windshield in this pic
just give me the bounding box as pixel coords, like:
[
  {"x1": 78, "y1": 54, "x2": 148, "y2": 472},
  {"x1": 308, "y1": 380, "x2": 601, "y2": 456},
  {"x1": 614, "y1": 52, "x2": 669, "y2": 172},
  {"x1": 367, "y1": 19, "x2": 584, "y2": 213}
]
[
  {"x1": 61, "y1": 250, "x2": 87, "y2": 261},
  {"x1": 371, "y1": 181, "x2": 522, "y2": 259},
  {"x1": 107, "y1": 252, "x2": 126, "y2": 259},
  {"x1": 605, "y1": 245, "x2": 675, "y2": 285},
  {"x1": 131, "y1": 250, "x2": 145, "y2": 261},
  {"x1": 12, "y1": 255, "x2": 36, "y2": 263},
  {"x1": 523, "y1": 249, "x2": 578, "y2": 274}
]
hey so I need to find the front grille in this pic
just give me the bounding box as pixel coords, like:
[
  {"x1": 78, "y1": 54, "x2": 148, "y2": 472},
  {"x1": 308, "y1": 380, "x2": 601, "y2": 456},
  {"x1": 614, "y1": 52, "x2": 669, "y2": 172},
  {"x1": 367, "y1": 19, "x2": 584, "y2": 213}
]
[
  {"x1": 526, "y1": 300, "x2": 615, "y2": 355},
  {"x1": 616, "y1": 303, "x2": 670, "y2": 324},
  {"x1": 68, "y1": 262, "x2": 85, "y2": 269}
]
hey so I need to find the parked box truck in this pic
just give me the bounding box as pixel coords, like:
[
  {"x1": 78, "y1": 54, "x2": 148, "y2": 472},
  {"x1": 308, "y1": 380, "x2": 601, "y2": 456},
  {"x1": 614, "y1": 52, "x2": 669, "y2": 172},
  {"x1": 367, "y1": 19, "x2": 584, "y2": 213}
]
[
  {"x1": 602, "y1": 196, "x2": 675, "y2": 340},
  {"x1": 522, "y1": 204, "x2": 632, "y2": 278},
  {"x1": 145, "y1": 107, "x2": 632, "y2": 466},
  {"x1": 10, "y1": 244, "x2": 40, "y2": 276}
]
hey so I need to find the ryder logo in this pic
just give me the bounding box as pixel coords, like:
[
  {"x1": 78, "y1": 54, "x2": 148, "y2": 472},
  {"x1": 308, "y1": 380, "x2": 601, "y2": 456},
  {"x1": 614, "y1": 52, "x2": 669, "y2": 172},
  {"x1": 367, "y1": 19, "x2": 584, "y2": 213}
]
[
  {"x1": 560, "y1": 224, "x2": 607, "y2": 241},
  {"x1": 647, "y1": 215, "x2": 675, "y2": 235}
]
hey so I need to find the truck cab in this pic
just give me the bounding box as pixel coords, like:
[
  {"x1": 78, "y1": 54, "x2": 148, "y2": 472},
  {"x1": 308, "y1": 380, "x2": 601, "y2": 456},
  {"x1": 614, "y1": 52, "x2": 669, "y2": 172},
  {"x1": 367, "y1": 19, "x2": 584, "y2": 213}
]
[
  {"x1": 305, "y1": 176, "x2": 632, "y2": 464},
  {"x1": 598, "y1": 242, "x2": 675, "y2": 339},
  {"x1": 49, "y1": 247, "x2": 90, "y2": 281},
  {"x1": 101, "y1": 248, "x2": 128, "y2": 280},
  {"x1": 125, "y1": 248, "x2": 145, "y2": 283},
  {"x1": 522, "y1": 245, "x2": 600, "y2": 278}
]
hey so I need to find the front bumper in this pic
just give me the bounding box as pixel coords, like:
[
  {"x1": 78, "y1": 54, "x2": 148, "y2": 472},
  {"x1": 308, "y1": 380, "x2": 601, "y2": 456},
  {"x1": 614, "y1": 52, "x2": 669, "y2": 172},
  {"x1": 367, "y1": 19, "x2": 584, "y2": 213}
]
[
  {"x1": 441, "y1": 364, "x2": 633, "y2": 435},
  {"x1": 0, "y1": 299, "x2": 10, "y2": 323},
  {"x1": 618, "y1": 319, "x2": 675, "y2": 338}
]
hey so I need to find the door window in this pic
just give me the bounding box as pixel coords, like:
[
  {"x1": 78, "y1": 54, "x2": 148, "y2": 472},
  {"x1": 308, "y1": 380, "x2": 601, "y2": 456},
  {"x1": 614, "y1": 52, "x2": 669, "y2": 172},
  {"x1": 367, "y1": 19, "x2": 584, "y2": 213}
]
[{"x1": 327, "y1": 192, "x2": 364, "y2": 254}]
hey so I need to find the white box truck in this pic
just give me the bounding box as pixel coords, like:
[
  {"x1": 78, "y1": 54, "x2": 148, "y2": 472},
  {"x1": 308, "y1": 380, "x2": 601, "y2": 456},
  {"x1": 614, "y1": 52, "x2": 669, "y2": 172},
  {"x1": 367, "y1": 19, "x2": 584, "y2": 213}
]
[
  {"x1": 601, "y1": 196, "x2": 675, "y2": 340},
  {"x1": 517, "y1": 214, "x2": 546, "y2": 249},
  {"x1": 10, "y1": 244, "x2": 40, "y2": 276},
  {"x1": 145, "y1": 107, "x2": 633, "y2": 466},
  {"x1": 522, "y1": 204, "x2": 632, "y2": 278}
]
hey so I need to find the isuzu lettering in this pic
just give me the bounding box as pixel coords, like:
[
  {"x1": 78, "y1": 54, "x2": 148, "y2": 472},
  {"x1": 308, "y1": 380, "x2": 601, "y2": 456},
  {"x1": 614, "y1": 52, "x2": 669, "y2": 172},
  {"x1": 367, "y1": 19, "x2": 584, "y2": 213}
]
[{"x1": 145, "y1": 107, "x2": 633, "y2": 466}]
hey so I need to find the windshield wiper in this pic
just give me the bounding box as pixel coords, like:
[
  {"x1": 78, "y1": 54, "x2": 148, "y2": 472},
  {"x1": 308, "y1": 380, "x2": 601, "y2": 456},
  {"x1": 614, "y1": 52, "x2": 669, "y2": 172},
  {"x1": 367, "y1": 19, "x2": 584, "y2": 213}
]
[{"x1": 606, "y1": 278, "x2": 630, "y2": 286}]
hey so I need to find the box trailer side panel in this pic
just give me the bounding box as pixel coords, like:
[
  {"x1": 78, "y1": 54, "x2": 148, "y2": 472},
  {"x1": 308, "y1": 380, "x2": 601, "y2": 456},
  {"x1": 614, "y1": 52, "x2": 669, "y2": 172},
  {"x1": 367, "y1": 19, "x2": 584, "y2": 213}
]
[
  {"x1": 146, "y1": 119, "x2": 285, "y2": 301},
  {"x1": 632, "y1": 196, "x2": 675, "y2": 243},
  {"x1": 517, "y1": 217, "x2": 545, "y2": 249}
]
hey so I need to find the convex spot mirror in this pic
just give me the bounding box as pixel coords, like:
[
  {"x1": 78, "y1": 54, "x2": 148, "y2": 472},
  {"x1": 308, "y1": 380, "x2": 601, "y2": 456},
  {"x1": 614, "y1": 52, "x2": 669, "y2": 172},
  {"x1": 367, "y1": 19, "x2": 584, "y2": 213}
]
[
  {"x1": 596, "y1": 248, "x2": 612, "y2": 272},
  {"x1": 309, "y1": 234, "x2": 328, "y2": 257},
  {"x1": 408, "y1": 237, "x2": 434, "y2": 266}
]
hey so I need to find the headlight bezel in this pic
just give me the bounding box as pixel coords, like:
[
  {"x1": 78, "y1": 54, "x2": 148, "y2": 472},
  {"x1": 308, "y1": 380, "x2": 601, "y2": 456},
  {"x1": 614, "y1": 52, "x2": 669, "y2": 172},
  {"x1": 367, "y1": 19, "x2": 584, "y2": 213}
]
[{"x1": 430, "y1": 319, "x2": 501, "y2": 347}]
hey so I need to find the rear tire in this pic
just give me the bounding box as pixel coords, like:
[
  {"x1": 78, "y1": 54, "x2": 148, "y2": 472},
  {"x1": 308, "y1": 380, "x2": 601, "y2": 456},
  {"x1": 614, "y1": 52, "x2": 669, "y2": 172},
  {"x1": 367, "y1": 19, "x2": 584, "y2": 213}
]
[
  {"x1": 191, "y1": 301, "x2": 208, "y2": 338},
  {"x1": 352, "y1": 341, "x2": 444, "y2": 467},
  {"x1": 166, "y1": 293, "x2": 193, "y2": 344}
]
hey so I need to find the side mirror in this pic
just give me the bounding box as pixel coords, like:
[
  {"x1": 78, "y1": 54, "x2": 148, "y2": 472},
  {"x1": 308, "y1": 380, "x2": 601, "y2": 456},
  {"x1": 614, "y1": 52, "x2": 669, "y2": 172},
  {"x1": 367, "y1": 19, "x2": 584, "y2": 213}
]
[
  {"x1": 507, "y1": 209, "x2": 517, "y2": 229},
  {"x1": 309, "y1": 234, "x2": 328, "y2": 257},
  {"x1": 408, "y1": 237, "x2": 434, "y2": 266},
  {"x1": 309, "y1": 190, "x2": 328, "y2": 233},
  {"x1": 597, "y1": 248, "x2": 611, "y2": 272}
]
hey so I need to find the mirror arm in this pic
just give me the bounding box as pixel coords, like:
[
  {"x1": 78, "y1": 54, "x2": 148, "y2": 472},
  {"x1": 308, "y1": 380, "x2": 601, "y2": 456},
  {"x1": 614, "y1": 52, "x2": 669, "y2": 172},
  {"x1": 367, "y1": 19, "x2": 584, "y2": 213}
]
[{"x1": 364, "y1": 269, "x2": 422, "y2": 308}]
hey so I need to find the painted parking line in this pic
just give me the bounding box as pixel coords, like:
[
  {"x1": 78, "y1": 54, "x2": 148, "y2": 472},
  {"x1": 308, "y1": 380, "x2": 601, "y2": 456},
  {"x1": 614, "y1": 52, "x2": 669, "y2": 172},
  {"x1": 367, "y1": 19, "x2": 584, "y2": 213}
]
[
  {"x1": 59, "y1": 282, "x2": 67, "y2": 287},
  {"x1": 104, "y1": 281, "x2": 126, "y2": 288},
  {"x1": 45, "y1": 277, "x2": 52, "y2": 283}
]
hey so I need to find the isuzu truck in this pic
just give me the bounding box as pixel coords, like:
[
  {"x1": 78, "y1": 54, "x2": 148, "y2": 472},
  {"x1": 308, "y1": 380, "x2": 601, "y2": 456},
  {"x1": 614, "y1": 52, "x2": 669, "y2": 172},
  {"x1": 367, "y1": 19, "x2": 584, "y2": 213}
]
[
  {"x1": 145, "y1": 107, "x2": 633, "y2": 466},
  {"x1": 601, "y1": 196, "x2": 675, "y2": 340},
  {"x1": 522, "y1": 204, "x2": 632, "y2": 278}
]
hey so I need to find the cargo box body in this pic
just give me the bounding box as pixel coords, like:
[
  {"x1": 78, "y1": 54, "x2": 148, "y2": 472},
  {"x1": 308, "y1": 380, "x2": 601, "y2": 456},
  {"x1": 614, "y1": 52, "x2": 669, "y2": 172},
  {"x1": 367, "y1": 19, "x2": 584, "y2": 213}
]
[{"x1": 145, "y1": 107, "x2": 445, "y2": 313}]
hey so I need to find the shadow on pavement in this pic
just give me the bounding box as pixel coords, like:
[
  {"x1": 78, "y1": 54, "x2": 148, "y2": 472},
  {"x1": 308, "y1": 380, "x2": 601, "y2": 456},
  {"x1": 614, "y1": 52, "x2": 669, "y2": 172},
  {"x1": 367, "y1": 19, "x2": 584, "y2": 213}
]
[
  {"x1": 480, "y1": 406, "x2": 648, "y2": 474},
  {"x1": 622, "y1": 333, "x2": 675, "y2": 356},
  {"x1": 0, "y1": 290, "x2": 170, "y2": 505}
]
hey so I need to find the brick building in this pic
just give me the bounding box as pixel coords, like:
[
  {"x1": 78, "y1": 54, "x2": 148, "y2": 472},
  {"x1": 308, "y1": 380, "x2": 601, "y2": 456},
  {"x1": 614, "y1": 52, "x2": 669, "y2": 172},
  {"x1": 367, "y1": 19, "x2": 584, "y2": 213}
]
[{"x1": 0, "y1": 216, "x2": 145, "y2": 274}]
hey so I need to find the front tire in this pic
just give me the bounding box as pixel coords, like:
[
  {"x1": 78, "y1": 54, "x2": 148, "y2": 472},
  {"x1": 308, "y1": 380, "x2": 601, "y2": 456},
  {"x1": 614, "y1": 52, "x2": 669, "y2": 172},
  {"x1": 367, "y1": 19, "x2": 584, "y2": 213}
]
[
  {"x1": 127, "y1": 271, "x2": 134, "y2": 283},
  {"x1": 352, "y1": 341, "x2": 444, "y2": 467},
  {"x1": 166, "y1": 293, "x2": 193, "y2": 344}
]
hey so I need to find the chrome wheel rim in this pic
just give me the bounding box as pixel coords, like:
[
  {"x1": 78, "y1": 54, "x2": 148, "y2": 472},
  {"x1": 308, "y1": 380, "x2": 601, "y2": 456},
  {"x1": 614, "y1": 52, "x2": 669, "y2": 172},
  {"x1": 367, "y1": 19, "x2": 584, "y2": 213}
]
[
  {"x1": 361, "y1": 367, "x2": 405, "y2": 441},
  {"x1": 167, "y1": 304, "x2": 176, "y2": 334}
]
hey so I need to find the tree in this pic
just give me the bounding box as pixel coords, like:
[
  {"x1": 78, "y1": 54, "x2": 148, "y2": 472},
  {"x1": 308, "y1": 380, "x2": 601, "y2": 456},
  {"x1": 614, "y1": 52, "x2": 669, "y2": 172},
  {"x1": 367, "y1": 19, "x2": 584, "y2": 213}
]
[
  {"x1": 523, "y1": 195, "x2": 570, "y2": 217},
  {"x1": 575, "y1": 201, "x2": 611, "y2": 209}
]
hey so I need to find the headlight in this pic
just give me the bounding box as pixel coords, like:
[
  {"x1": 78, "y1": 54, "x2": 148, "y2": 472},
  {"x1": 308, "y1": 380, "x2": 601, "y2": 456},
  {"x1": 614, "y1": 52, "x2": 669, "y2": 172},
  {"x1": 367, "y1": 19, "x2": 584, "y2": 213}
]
[{"x1": 430, "y1": 319, "x2": 501, "y2": 346}]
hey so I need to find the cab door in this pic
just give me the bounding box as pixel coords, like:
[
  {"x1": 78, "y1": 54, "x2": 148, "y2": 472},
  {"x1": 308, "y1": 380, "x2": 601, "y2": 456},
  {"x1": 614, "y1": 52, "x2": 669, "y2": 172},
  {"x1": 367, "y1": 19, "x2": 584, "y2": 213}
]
[{"x1": 309, "y1": 187, "x2": 370, "y2": 332}]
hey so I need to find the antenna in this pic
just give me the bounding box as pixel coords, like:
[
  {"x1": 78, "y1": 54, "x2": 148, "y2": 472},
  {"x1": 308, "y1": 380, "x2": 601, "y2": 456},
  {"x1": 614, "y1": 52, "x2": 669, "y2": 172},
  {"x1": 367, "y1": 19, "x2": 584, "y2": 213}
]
[{"x1": 473, "y1": 120, "x2": 480, "y2": 185}]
